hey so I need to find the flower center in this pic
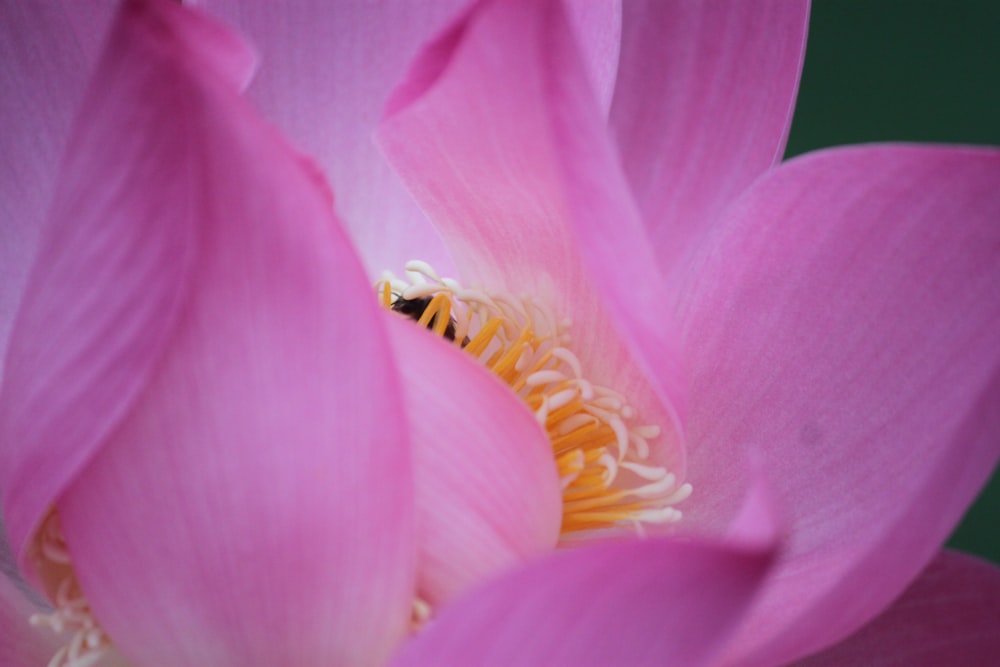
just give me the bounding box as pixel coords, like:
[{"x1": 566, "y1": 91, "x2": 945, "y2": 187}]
[
  {"x1": 28, "y1": 510, "x2": 112, "y2": 667},
  {"x1": 379, "y1": 260, "x2": 691, "y2": 537}
]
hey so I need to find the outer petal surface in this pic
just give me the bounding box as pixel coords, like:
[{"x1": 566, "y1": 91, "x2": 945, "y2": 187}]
[
  {"x1": 672, "y1": 146, "x2": 1000, "y2": 665},
  {"x1": 7, "y1": 1, "x2": 414, "y2": 665},
  {"x1": 0, "y1": 2, "x2": 114, "y2": 381},
  {"x1": 0, "y1": 0, "x2": 255, "y2": 575},
  {"x1": 392, "y1": 478, "x2": 779, "y2": 667},
  {"x1": 0, "y1": 574, "x2": 56, "y2": 667},
  {"x1": 199, "y1": 0, "x2": 467, "y2": 277},
  {"x1": 610, "y1": 0, "x2": 809, "y2": 274},
  {"x1": 797, "y1": 550, "x2": 1000, "y2": 666},
  {"x1": 379, "y1": 0, "x2": 685, "y2": 475},
  {"x1": 200, "y1": 0, "x2": 620, "y2": 278},
  {"x1": 386, "y1": 317, "x2": 561, "y2": 606}
]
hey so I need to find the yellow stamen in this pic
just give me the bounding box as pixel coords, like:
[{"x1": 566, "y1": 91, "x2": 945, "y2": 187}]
[{"x1": 377, "y1": 261, "x2": 691, "y2": 536}]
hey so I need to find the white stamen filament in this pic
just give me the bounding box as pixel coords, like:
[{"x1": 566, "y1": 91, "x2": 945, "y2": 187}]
[
  {"x1": 30, "y1": 512, "x2": 112, "y2": 667},
  {"x1": 379, "y1": 261, "x2": 692, "y2": 537}
]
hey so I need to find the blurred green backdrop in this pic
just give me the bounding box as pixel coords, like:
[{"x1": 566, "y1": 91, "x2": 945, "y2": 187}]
[{"x1": 784, "y1": 1, "x2": 999, "y2": 564}]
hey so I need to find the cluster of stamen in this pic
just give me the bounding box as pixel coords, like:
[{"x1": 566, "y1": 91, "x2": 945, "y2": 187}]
[
  {"x1": 379, "y1": 261, "x2": 691, "y2": 537},
  {"x1": 29, "y1": 511, "x2": 111, "y2": 667}
]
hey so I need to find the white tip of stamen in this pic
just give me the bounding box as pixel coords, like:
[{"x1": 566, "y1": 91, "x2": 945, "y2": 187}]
[
  {"x1": 575, "y1": 378, "x2": 595, "y2": 401},
  {"x1": 609, "y1": 415, "x2": 629, "y2": 461},
  {"x1": 663, "y1": 483, "x2": 693, "y2": 505},
  {"x1": 628, "y1": 473, "x2": 677, "y2": 499},
  {"x1": 526, "y1": 370, "x2": 567, "y2": 387},
  {"x1": 547, "y1": 387, "x2": 578, "y2": 412},
  {"x1": 594, "y1": 386, "x2": 626, "y2": 400},
  {"x1": 634, "y1": 506, "x2": 683, "y2": 524},
  {"x1": 598, "y1": 453, "x2": 618, "y2": 484},
  {"x1": 514, "y1": 348, "x2": 533, "y2": 372},
  {"x1": 629, "y1": 432, "x2": 651, "y2": 459},
  {"x1": 404, "y1": 260, "x2": 440, "y2": 281},
  {"x1": 633, "y1": 425, "x2": 661, "y2": 439},
  {"x1": 550, "y1": 347, "x2": 583, "y2": 377},
  {"x1": 535, "y1": 397, "x2": 550, "y2": 425},
  {"x1": 402, "y1": 283, "x2": 445, "y2": 299},
  {"x1": 619, "y1": 461, "x2": 669, "y2": 481},
  {"x1": 592, "y1": 396, "x2": 623, "y2": 411}
]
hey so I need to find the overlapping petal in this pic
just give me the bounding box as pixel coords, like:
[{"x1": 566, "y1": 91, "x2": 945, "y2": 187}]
[
  {"x1": 0, "y1": 573, "x2": 56, "y2": 666},
  {"x1": 609, "y1": 1, "x2": 809, "y2": 274},
  {"x1": 5, "y1": 1, "x2": 414, "y2": 664},
  {"x1": 198, "y1": 0, "x2": 469, "y2": 277},
  {"x1": 378, "y1": 0, "x2": 685, "y2": 476},
  {"x1": 670, "y1": 145, "x2": 1000, "y2": 665},
  {"x1": 0, "y1": 1, "x2": 115, "y2": 382},
  {"x1": 392, "y1": 475, "x2": 779, "y2": 667},
  {"x1": 798, "y1": 550, "x2": 1000, "y2": 666},
  {"x1": 0, "y1": 0, "x2": 256, "y2": 576},
  {"x1": 386, "y1": 316, "x2": 561, "y2": 606}
]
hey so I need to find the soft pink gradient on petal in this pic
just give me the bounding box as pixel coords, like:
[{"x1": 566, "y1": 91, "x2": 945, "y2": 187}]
[
  {"x1": 0, "y1": 573, "x2": 56, "y2": 666},
  {"x1": 0, "y1": 0, "x2": 255, "y2": 578},
  {"x1": 379, "y1": 0, "x2": 685, "y2": 477},
  {"x1": 0, "y1": 2, "x2": 115, "y2": 383},
  {"x1": 797, "y1": 550, "x2": 1000, "y2": 666},
  {"x1": 564, "y1": 0, "x2": 621, "y2": 116},
  {"x1": 392, "y1": 480, "x2": 779, "y2": 667},
  {"x1": 7, "y1": 1, "x2": 414, "y2": 664},
  {"x1": 610, "y1": 0, "x2": 809, "y2": 275},
  {"x1": 670, "y1": 145, "x2": 1000, "y2": 666},
  {"x1": 386, "y1": 316, "x2": 561, "y2": 606},
  {"x1": 200, "y1": 0, "x2": 621, "y2": 279},
  {"x1": 199, "y1": 0, "x2": 467, "y2": 278}
]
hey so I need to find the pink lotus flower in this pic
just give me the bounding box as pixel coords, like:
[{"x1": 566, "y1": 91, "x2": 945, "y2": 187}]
[{"x1": 2, "y1": 0, "x2": 999, "y2": 665}]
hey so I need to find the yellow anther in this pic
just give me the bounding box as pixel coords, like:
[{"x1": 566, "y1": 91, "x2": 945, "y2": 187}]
[{"x1": 378, "y1": 264, "x2": 689, "y2": 536}]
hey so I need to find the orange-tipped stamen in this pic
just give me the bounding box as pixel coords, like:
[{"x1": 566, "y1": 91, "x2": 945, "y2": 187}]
[{"x1": 377, "y1": 261, "x2": 691, "y2": 537}]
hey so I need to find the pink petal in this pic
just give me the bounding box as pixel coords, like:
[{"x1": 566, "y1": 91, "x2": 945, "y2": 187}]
[
  {"x1": 199, "y1": 0, "x2": 621, "y2": 279},
  {"x1": 564, "y1": 0, "x2": 621, "y2": 116},
  {"x1": 392, "y1": 480, "x2": 779, "y2": 667},
  {"x1": 198, "y1": 0, "x2": 468, "y2": 277},
  {"x1": 0, "y1": 572, "x2": 57, "y2": 666},
  {"x1": 386, "y1": 316, "x2": 561, "y2": 606},
  {"x1": 6, "y1": 1, "x2": 414, "y2": 664},
  {"x1": 672, "y1": 145, "x2": 1000, "y2": 665},
  {"x1": 378, "y1": 0, "x2": 685, "y2": 476},
  {"x1": 797, "y1": 551, "x2": 1000, "y2": 666},
  {"x1": 0, "y1": 2, "x2": 115, "y2": 381},
  {"x1": 0, "y1": 0, "x2": 255, "y2": 578},
  {"x1": 609, "y1": 0, "x2": 809, "y2": 275}
]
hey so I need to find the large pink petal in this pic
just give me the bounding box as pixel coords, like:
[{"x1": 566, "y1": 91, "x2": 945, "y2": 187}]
[
  {"x1": 797, "y1": 550, "x2": 1000, "y2": 666},
  {"x1": 0, "y1": 2, "x2": 115, "y2": 381},
  {"x1": 378, "y1": 0, "x2": 686, "y2": 477},
  {"x1": 199, "y1": 0, "x2": 621, "y2": 279},
  {"x1": 5, "y1": 1, "x2": 414, "y2": 664},
  {"x1": 198, "y1": 0, "x2": 467, "y2": 277},
  {"x1": 392, "y1": 477, "x2": 779, "y2": 667},
  {"x1": 0, "y1": 0, "x2": 255, "y2": 578},
  {"x1": 671, "y1": 145, "x2": 1000, "y2": 665},
  {"x1": 386, "y1": 316, "x2": 561, "y2": 607},
  {"x1": 609, "y1": 0, "x2": 809, "y2": 274}
]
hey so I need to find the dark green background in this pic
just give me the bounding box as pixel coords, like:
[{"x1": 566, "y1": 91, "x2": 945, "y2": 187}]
[{"x1": 784, "y1": 1, "x2": 999, "y2": 564}]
